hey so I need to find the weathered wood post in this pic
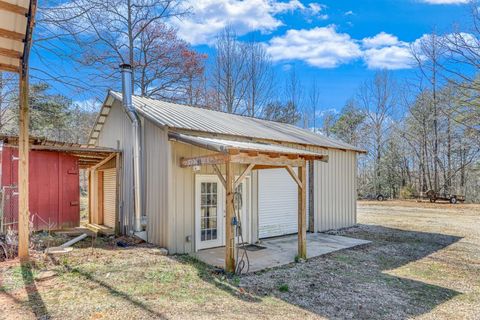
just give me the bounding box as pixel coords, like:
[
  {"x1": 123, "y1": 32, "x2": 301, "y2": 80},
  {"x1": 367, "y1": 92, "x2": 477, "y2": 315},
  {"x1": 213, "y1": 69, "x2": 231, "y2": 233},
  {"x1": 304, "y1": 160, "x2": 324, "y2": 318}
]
[
  {"x1": 17, "y1": 61, "x2": 30, "y2": 260},
  {"x1": 298, "y1": 164, "x2": 307, "y2": 259},
  {"x1": 225, "y1": 161, "x2": 235, "y2": 273},
  {"x1": 308, "y1": 159, "x2": 315, "y2": 232}
]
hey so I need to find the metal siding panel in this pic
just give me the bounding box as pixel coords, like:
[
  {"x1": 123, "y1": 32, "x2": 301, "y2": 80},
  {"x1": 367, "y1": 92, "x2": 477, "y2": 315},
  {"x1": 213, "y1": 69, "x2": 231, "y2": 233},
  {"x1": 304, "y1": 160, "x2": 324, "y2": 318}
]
[
  {"x1": 144, "y1": 120, "x2": 169, "y2": 247},
  {"x1": 313, "y1": 149, "x2": 357, "y2": 232}
]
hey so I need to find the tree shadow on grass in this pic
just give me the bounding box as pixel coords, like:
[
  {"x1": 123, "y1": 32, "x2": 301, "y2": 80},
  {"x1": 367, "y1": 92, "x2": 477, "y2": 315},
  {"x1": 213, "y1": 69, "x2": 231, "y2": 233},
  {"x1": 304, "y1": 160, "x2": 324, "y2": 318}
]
[
  {"x1": 21, "y1": 262, "x2": 50, "y2": 319},
  {"x1": 173, "y1": 254, "x2": 262, "y2": 303},
  {"x1": 183, "y1": 225, "x2": 464, "y2": 319},
  {"x1": 47, "y1": 255, "x2": 168, "y2": 320}
]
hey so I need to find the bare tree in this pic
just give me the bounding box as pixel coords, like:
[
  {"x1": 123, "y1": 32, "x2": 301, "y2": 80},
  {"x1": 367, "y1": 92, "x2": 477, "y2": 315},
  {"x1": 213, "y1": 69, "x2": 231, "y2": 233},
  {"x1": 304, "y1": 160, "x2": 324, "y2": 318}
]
[
  {"x1": 213, "y1": 27, "x2": 249, "y2": 114},
  {"x1": 320, "y1": 110, "x2": 336, "y2": 137},
  {"x1": 244, "y1": 39, "x2": 274, "y2": 117},
  {"x1": 441, "y1": 3, "x2": 480, "y2": 140},
  {"x1": 411, "y1": 32, "x2": 446, "y2": 192},
  {"x1": 357, "y1": 70, "x2": 397, "y2": 195},
  {"x1": 285, "y1": 67, "x2": 304, "y2": 126},
  {"x1": 135, "y1": 22, "x2": 205, "y2": 101},
  {"x1": 308, "y1": 78, "x2": 321, "y2": 131},
  {"x1": 0, "y1": 73, "x2": 18, "y2": 133},
  {"x1": 39, "y1": 0, "x2": 192, "y2": 97}
]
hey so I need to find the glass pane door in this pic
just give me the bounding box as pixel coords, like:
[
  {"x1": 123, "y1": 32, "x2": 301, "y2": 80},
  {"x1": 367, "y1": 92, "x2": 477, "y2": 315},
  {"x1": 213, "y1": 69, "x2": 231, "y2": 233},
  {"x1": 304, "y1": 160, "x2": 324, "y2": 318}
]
[
  {"x1": 196, "y1": 176, "x2": 224, "y2": 250},
  {"x1": 200, "y1": 182, "x2": 218, "y2": 241}
]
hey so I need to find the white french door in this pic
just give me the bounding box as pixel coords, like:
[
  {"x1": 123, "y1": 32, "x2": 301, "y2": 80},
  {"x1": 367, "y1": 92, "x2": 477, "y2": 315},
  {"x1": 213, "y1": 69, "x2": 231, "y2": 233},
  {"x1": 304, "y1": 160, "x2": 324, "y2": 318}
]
[
  {"x1": 195, "y1": 175, "x2": 225, "y2": 250},
  {"x1": 195, "y1": 175, "x2": 250, "y2": 250}
]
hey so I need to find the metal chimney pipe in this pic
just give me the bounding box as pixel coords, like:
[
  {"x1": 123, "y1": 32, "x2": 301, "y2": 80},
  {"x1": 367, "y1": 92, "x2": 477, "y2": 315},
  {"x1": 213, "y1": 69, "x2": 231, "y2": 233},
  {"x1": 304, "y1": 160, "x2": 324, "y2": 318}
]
[{"x1": 120, "y1": 64, "x2": 144, "y2": 233}]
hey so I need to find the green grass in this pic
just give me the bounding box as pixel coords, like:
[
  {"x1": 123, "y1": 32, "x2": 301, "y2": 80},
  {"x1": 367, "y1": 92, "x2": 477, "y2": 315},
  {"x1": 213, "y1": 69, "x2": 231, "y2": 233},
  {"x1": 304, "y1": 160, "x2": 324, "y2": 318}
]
[{"x1": 278, "y1": 284, "x2": 289, "y2": 292}]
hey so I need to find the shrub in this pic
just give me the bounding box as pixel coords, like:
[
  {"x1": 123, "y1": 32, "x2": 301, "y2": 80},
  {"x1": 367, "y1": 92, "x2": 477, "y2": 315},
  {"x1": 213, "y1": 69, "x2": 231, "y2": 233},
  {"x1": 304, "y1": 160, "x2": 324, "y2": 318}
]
[{"x1": 400, "y1": 185, "x2": 416, "y2": 199}]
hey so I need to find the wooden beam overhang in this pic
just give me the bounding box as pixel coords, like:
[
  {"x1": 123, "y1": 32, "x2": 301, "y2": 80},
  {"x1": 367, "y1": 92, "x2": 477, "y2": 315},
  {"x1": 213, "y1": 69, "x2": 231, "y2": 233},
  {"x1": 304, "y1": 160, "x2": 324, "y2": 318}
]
[
  {"x1": 0, "y1": 62, "x2": 19, "y2": 73},
  {"x1": 0, "y1": 47, "x2": 21, "y2": 59},
  {"x1": 230, "y1": 153, "x2": 307, "y2": 167},
  {"x1": 234, "y1": 163, "x2": 255, "y2": 189},
  {"x1": 0, "y1": 27, "x2": 24, "y2": 41},
  {"x1": 180, "y1": 153, "x2": 229, "y2": 167},
  {"x1": 180, "y1": 151, "x2": 326, "y2": 169},
  {"x1": 212, "y1": 164, "x2": 226, "y2": 188},
  {"x1": 285, "y1": 165, "x2": 303, "y2": 189},
  {"x1": 0, "y1": 0, "x2": 29, "y2": 15}
]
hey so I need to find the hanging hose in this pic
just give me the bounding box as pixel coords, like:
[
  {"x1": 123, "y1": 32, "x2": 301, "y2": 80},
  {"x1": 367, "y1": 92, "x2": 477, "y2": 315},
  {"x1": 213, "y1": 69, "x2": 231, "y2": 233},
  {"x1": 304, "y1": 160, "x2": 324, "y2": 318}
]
[{"x1": 233, "y1": 191, "x2": 250, "y2": 275}]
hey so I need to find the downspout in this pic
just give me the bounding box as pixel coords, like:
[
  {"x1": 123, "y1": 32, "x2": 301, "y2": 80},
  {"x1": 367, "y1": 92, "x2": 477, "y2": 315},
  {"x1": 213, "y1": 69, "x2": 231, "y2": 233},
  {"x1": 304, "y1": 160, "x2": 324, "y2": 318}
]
[{"x1": 120, "y1": 64, "x2": 144, "y2": 234}]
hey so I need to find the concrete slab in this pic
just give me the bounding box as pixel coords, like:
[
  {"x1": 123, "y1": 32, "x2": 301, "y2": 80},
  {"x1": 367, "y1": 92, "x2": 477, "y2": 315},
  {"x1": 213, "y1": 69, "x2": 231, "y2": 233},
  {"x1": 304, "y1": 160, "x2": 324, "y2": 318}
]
[{"x1": 193, "y1": 233, "x2": 371, "y2": 273}]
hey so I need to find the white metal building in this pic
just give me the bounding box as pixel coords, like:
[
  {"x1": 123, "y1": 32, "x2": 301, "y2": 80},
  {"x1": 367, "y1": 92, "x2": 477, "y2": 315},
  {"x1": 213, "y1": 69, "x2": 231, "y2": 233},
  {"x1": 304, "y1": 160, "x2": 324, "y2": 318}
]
[{"x1": 88, "y1": 90, "x2": 365, "y2": 254}]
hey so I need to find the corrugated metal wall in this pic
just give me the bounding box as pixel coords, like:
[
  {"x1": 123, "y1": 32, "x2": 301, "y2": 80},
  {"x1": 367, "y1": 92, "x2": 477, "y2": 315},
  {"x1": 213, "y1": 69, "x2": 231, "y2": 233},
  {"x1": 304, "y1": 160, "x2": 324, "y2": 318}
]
[
  {"x1": 143, "y1": 119, "x2": 169, "y2": 247},
  {"x1": 96, "y1": 102, "x2": 358, "y2": 252},
  {"x1": 168, "y1": 141, "x2": 247, "y2": 254},
  {"x1": 314, "y1": 149, "x2": 357, "y2": 231},
  {"x1": 97, "y1": 101, "x2": 134, "y2": 234}
]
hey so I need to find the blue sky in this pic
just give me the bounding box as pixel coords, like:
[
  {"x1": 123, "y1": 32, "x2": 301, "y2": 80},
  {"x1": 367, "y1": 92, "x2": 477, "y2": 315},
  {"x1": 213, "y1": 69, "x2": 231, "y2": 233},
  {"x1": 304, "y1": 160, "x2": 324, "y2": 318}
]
[{"x1": 31, "y1": 0, "x2": 472, "y2": 112}]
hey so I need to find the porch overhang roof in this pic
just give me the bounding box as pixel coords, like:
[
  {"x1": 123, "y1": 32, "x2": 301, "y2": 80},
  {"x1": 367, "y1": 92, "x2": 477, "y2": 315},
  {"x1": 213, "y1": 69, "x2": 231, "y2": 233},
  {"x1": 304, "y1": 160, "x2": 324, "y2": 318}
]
[
  {"x1": 0, "y1": 0, "x2": 36, "y2": 74},
  {"x1": 169, "y1": 133, "x2": 328, "y2": 168},
  {"x1": 0, "y1": 134, "x2": 120, "y2": 168}
]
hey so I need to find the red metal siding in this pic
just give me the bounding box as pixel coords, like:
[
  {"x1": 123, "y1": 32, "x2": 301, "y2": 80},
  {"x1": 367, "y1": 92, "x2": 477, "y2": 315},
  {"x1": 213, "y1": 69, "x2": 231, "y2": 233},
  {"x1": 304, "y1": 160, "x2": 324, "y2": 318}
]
[{"x1": 1, "y1": 146, "x2": 80, "y2": 231}]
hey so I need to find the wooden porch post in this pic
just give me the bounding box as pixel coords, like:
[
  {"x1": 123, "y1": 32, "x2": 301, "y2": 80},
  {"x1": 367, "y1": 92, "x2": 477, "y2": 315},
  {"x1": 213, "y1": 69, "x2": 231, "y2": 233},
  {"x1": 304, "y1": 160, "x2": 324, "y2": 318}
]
[
  {"x1": 225, "y1": 161, "x2": 235, "y2": 273},
  {"x1": 298, "y1": 164, "x2": 307, "y2": 259},
  {"x1": 308, "y1": 159, "x2": 315, "y2": 232},
  {"x1": 17, "y1": 64, "x2": 29, "y2": 260}
]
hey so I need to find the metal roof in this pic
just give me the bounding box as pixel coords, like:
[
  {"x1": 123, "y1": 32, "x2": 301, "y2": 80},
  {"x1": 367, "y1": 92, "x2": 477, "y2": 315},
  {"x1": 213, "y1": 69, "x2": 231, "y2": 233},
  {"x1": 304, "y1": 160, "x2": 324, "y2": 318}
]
[
  {"x1": 0, "y1": 0, "x2": 35, "y2": 73},
  {"x1": 0, "y1": 134, "x2": 119, "y2": 168},
  {"x1": 169, "y1": 133, "x2": 328, "y2": 161},
  {"x1": 90, "y1": 90, "x2": 366, "y2": 153}
]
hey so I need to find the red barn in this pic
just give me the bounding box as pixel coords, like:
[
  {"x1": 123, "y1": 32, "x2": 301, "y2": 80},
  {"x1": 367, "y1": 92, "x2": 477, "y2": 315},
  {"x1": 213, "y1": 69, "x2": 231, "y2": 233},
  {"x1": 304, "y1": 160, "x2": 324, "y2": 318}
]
[{"x1": 0, "y1": 135, "x2": 118, "y2": 232}]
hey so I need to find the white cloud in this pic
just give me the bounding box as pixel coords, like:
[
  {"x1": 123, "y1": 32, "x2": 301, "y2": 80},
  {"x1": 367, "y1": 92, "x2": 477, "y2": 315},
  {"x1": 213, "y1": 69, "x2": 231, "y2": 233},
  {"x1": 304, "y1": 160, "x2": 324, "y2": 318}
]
[
  {"x1": 306, "y1": 3, "x2": 329, "y2": 20},
  {"x1": 271, "y1": 0, "x2": 305, "y2": 13},
  {"x1": 173, "y1": 0, "x2": 321, "y2": 45},
  {"x1": 267, "y1": 26, "x2": 362, "y2": 68},
  {"x1": 362, "y1": 32, "x2": 400, "y2": 48},
  {"x1": 267, "y1": 28, "x2": 419, "y2": 70},
  {"x1": 344, "y1": 10, "x2": 354, "y2": 16},
  {"x1": 361, "y1": 32, "x2": 416, "y2": 69},
  {"x1": 363, "y1": 45, "x2": 414, "y2": 69},
  {"x1": 419, "y1": 0, "x2": 469, "y2": 4},
  {"x1": 360, "y1": 32, "x2": 416, "y2": 69}
]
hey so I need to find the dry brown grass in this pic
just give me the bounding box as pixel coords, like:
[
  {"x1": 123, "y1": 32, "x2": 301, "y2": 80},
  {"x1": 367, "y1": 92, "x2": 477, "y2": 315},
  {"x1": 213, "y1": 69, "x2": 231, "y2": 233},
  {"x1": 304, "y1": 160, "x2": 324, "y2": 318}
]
[{"x1": 1, "y1": 200, "x2": 479, "y2": 319}]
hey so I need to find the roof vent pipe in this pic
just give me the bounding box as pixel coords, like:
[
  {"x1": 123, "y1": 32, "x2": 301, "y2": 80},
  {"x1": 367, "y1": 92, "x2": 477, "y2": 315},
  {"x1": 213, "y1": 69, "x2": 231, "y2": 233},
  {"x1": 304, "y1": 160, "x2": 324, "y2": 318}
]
[{"x1": 120, "y1": 64, "x2": 144, "y2": 233}]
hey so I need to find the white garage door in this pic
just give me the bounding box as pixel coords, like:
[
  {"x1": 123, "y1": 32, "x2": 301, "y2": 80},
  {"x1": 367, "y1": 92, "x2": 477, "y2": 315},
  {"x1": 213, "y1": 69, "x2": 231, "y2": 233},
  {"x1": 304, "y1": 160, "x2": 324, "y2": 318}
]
[{"x1": 258, "y1": 166, "x2": 310, "y2": 238}]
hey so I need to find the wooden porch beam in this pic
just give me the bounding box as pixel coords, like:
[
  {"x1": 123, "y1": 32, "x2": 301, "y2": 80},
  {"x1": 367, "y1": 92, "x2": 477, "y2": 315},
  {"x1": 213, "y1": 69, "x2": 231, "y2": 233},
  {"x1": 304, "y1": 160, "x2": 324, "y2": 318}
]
[
  {"x1": 225, "y1": 161, "x2": 235, "y2": 273},
  {"x1": 298, "y1": 165, "x2": 307, "y2": 260},
  {"x1": 89, "y1": 153, "x2": 117, "y2": 171},
  {"x1": 252, "y1": 165, "x2": 287, "y2": 170},
  {"x1": 0, "y1": 47, "x2": 22, "y2": 59},
  {"x1": 230, "y1": 152, "x2": 306, "y2": 167},
  {"x1": 285, "y1": 165, "x2": 303, "y2": 189},
  {"x1": 0, "y1": 62, "x2": 19, "y2": 73},
  {"x1": 180, "y1": 153, "x2": 229, "y2": 168},
  {"x1": 0, "y1": 27, "x2": 24, "y2": 41},
  {"x1": 0, "y1": 1, "x2": 29, "y2": 15},
  {"x1": 234, "y1": 163, "x2": 254, "y2": 189},
  {"x1": 212, "y1": 164, "x2": 226, "y2": 189}
]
